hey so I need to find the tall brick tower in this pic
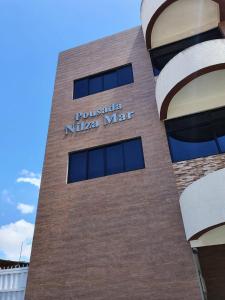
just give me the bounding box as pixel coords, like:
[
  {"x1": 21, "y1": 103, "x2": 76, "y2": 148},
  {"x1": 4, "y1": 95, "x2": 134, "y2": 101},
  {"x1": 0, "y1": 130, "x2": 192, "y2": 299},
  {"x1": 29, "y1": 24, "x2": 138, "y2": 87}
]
[{"x1": 25, "y1": 1, "x2": 225, "y2": 299}]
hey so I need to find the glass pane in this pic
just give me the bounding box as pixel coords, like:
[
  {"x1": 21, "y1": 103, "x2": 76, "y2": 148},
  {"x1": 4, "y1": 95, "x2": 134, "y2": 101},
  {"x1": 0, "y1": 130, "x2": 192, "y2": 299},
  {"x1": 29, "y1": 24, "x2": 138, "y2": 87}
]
[
  {"x1": 211, "y1": 107, "x2": 225, "y2": 121},
  {"x1": 153, "y1": 67, "x2": 161, "y2": 76},
  {"x1": 117, "y1": 65, "x2": 133, "y2": 86},
  {"x1": 214, "y1": 120, "x2": 225, "y2": 153},
  {"x1": 88, "y1": 148, "x2": 105, "y2": 179},
  {"x1": 74, "y1": 79, "x2": 89, "y2": 99},
  {"x1": 124, "y1": 139, "x2": 145, "y2": 171},
  {"x1": 68, "y1": 151, "x2": 87, "y2": 183},
  {"x1": 172, "y1": 125, "x2": 215, "y2": 143},
  {"x1": 168, "y1": 126, "x2": 218, "y2": 162},
  {"x1": 89, "y1": 75, "x2": 103, "y2": 95},
  {"x1": 218, "y1": 136, "x2": 225, "y2": 153},
  {"x1": 166, "y1": 110, "x2": 210, "y2": 132},
  {"x1": 103, "y1": 71, "x2": 117, "y2": 91},
  {"x1": 106, "y1": 143, "x2": 124, "y2": 175}
]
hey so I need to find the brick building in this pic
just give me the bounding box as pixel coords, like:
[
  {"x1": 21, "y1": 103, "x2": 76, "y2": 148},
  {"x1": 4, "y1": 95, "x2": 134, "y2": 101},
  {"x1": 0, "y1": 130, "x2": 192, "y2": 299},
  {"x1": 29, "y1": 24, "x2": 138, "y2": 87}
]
[{"x1": 25, "y1": 1, "x2": 225, "y2": 299}]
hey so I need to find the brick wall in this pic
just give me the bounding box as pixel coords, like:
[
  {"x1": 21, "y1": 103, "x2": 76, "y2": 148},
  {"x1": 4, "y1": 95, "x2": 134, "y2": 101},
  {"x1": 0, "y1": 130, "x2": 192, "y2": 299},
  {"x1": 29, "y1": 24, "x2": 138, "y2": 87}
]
[{"x1": 173, "y1": 153, "x2": 225, "y2": 194}]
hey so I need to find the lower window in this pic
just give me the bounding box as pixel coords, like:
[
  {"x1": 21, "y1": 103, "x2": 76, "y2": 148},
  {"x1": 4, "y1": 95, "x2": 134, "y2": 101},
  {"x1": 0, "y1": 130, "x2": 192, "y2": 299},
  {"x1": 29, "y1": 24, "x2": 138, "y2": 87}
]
[
  {"x1": 165, "y1": 107, "x2": 225, "y2": 162},
  {"x1": 67, "y1": 137, "x2": 145, "y2": 183}
]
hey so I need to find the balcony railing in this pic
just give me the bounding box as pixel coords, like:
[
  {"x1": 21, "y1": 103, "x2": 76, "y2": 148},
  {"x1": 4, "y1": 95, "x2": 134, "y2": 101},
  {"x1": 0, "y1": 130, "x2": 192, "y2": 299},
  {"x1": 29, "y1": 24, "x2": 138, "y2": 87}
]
[
  {"x1": 180, "y1": 168, "x2": 225, "y2": 241},
  {"x1": 155, "y1": 39, "x2": 225, "y2": 119},
  {"x1": 0, "y1": 266, "x2": 28, "y2": 300},
  {"x1": 141, "y1": 0, "x2": 220, "y2": 49}
]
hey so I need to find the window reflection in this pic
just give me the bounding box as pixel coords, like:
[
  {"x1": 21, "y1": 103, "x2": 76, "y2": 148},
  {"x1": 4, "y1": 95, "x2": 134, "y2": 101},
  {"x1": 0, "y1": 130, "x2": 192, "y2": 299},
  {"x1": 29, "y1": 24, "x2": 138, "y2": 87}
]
[
  {"x1": 166, "y1": 107, "x2": 225, "y2": 162},
  {"x1": 68, "y1": 138, "x2": 145, "y2": 183},
  {"x1": 168, "y1": 136, "x2": 218, "y2": 162},
  {"x1": 74, "y1": 64, "x2": 133, "y2": 99}
]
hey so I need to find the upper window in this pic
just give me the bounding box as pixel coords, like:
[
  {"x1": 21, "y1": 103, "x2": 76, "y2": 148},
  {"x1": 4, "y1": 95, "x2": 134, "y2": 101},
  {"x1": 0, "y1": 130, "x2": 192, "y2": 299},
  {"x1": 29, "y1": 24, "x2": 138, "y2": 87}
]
[
  {"x1": 165, "y1": 107, "x2": 225, "y2": 163},
  {"x1": 73, "y1": 64, "x2": 134, "y2": 99},
  {"x1": 67, "y1": 138, "x2": 145, "y2": 183}
]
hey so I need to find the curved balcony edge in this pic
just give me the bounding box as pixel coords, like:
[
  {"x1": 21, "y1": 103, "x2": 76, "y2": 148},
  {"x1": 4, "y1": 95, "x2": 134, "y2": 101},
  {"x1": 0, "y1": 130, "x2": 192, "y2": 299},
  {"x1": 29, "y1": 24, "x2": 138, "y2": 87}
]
[
  {"x1": 141, "y1": 0, "x2": 175, "y2": 48},
  {"x1": 141, "y1": 0, "x2": 222, "y2": 49},
  {"x1": 180, "y1": 167, "x2": 225, "y2": 241},
  {"x1": 155, "y1": 39, "x2": 225, "y2": 120}
]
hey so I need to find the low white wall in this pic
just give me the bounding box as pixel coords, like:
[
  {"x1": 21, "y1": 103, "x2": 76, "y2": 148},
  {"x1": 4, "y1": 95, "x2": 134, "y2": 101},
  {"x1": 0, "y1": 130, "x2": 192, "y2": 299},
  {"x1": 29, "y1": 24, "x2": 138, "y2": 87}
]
[{"x1": 0, "y1": 267, "x2": 28, "y2": 300}]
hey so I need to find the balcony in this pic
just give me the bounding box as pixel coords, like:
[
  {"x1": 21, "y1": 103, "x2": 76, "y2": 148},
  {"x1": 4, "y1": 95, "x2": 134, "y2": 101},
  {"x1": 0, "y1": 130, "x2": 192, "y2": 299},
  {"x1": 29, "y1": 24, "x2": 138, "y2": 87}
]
[
  {"x1": 180, "y1": 168, "x2": 225, "y2": 241},
  {"x1": 141, "y1": 0, "x2": 220, "y2": 49},
  {"x1": 155, "y1": 39, "x2": 225, "y2": 120}
]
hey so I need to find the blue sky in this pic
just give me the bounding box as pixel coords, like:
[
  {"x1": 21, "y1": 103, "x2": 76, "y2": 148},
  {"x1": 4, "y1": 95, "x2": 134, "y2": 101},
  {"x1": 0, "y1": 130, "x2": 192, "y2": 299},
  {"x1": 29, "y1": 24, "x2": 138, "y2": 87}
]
[{"x1": 0, "y1": 0, "x2": 141, "y2": 261}]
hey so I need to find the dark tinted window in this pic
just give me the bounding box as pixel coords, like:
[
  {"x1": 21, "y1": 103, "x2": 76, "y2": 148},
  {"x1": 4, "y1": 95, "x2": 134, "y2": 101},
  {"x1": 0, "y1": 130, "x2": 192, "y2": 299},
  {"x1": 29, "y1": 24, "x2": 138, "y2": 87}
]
[
  {"x1": 74, "y1": 79, "x2": 89, "y2": 99},
  {"x1": 89, "y1": 76, "x2": 103, "y2": 94},
  {"x1": 124, "y1": 139, "x2": 145, "y2": 171},
  {"x1": 106, "y1": 143, "x2": 123, "y2": 175},
  {"x1": 68, "y1": 151, "x2": 87, "y2": 183},
  {"x1": 73, "y1": 64, "x2": 133, "y2": 99},
  {"x1": 218, "y1": 135, "x2": 225, "y2": 153},
  {"x1": 117, "y1": 65, "x2": 134, "y2": 86},
  {"x1": 103, "y1": 71, "x2": 117, "y2": 90},
  {"x1": 88, "y1": 148, "x2": 105, "y2": 179},
  {"x1": 166, "y1": 107, "x2": 225, "y2": 162},
  {"x1": 168, "y1": 136, "x2": 218, "y2": 162},
  {"x1": 214, "y1": 120, "x2": 225, "y2": 152},
  {"x1": 68, "y1": 138, "x2": 145, "y2": 183}
]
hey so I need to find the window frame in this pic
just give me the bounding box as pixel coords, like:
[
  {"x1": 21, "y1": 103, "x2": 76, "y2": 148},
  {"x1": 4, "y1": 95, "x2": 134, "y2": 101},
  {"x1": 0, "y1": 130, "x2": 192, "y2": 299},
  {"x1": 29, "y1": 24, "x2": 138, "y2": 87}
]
[
  {"x1": 67, "y1": 137, "x2": 145, "y2": 184},
  {"x1": 73, "y1": 64, "x2": 134, "y2": 99}
]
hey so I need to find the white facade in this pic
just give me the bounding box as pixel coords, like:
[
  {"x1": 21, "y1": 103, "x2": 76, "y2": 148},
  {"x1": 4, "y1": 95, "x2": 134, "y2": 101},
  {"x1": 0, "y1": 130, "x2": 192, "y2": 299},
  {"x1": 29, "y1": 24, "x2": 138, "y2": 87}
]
[{"x1": 0, "y1": 267, "x2": 28, "y2": 300}]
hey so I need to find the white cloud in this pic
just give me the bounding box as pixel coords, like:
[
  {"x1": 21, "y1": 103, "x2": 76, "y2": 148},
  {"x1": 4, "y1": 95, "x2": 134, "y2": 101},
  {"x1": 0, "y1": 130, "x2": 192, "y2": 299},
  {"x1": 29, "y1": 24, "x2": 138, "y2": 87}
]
[
  {"x1": 20, "y1": 169, "x2": 36, "y2": 177},
  {"x1": 16, "y1": 169, "x2": 41, "y2": 188},
  {"x1": 17, "y1": 203, "x2": 35, "y2": 214},
  {"x1": 17, "y1": 177, "x2": 41, "y2": 187},
  {"x1": 1, "y1": 189, "x2": 14, "y2": 204},
  {"x1": 0, "y1": 220, "x2": 34, "y2": 261}
]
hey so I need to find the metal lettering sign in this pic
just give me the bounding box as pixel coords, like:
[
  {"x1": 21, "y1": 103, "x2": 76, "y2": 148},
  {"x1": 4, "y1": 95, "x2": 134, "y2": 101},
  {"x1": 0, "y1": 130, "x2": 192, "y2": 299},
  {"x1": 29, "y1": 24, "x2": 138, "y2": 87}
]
[{"x1": 64, "y1": 103, "x2": 135, "y2": 135}]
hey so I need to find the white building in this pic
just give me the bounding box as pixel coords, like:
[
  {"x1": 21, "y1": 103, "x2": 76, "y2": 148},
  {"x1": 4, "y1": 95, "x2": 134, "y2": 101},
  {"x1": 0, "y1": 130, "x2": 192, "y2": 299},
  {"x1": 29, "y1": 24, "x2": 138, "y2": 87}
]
[{"x1": 0, "y1": 261, "x2": 29, "y2": 300}]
